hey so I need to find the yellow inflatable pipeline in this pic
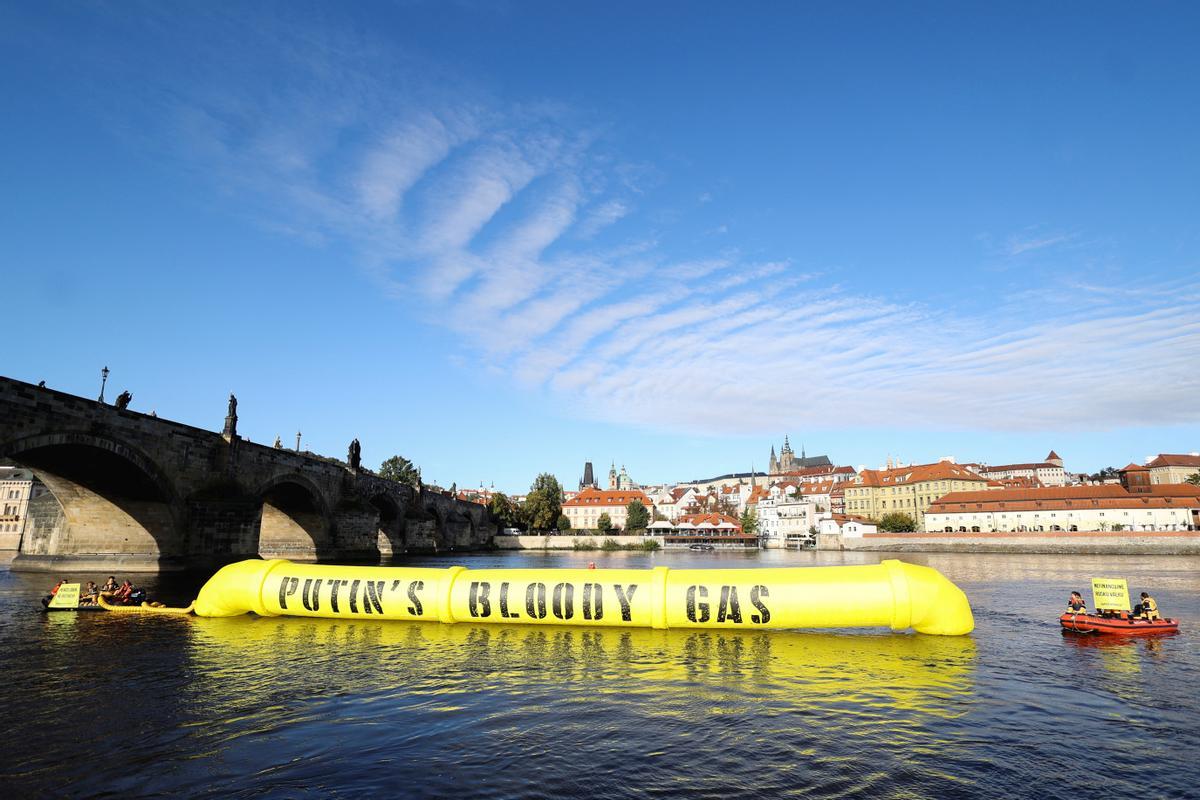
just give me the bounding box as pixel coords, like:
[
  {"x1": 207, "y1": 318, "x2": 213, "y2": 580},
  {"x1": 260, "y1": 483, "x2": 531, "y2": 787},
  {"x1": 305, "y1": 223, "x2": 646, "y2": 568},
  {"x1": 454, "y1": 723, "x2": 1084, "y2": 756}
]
[{"x1": 184, "y1": 558, "x2": 973, "y2": 635}]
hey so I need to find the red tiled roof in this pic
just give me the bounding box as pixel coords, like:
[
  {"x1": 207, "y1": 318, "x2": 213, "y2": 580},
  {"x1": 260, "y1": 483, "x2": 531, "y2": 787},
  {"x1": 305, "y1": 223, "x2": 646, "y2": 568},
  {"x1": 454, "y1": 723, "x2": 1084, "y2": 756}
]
[
  {"x1": 995, "y1": 476, "x2": 1045, "y2": 489},
  {"x1": 1046, "y1": 450, "x2": 1062, "y2": 461},
  {"x1": 980, "y1": 462, "x2": 1061, "y2": 473},
  {"x1": 563, "y1": 488, "x2": 652, "y2": 507},
  {"x1": 856, "y1": 462, "x2": 990, "y2": 487},
  {"x1": 1147, "y1": 454, "x2": 1200, "y2": 469},
  {"x1": 679, "y1": 512, "x2": 742, "y2": 529},
  {"x1": 1119, "y1": 463, "x2": 1149, "y2": 472},
  {"x1": 747, "y1": 486, "x2": 770, "y2": 504},
  {"x1": 780, "y1": 465, "x2": 854, "y2": 478}
]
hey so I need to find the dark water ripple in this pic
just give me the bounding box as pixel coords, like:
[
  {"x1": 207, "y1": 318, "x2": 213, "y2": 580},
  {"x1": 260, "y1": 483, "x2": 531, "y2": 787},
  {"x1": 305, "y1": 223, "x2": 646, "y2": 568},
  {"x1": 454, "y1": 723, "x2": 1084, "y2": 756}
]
[{"x1": 1, "y1": 550, "x2": 1197, "y2": 798}]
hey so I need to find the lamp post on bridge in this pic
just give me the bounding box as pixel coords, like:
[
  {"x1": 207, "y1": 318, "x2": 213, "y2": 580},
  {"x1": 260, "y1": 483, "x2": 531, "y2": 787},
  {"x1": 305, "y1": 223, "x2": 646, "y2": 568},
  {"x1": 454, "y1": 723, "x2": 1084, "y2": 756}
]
[
  {"x1": 296, "y1": 431, "x2": 302, "y2": 452},
  {"x1": 98, "y1": 366, "x2": 109, "y2": 403}
]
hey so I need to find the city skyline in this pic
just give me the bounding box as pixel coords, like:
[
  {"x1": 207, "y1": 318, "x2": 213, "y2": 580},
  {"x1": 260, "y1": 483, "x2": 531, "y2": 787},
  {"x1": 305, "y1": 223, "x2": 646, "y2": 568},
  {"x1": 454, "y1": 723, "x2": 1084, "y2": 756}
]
[{"x1": 3, "y1": 3, "x2": 1197, "y2": 492}]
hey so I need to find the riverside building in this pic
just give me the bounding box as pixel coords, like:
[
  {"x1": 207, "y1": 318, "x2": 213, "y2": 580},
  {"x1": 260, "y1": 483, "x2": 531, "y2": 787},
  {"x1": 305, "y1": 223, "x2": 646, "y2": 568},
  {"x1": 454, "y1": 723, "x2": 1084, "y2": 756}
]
[
  {"x1": 1147, "y1": 453, "x2": 1200, "y2": 485},
  {"x1": 844, "y1": 461, "x2": 992, "y2": 529},
  {"x1": 754, "y1": 485, "x2": 819, "y2": 548},
  {"x1": 562, "y1": 487, "x2": 654, "y2": 531},
  {"x1": 975, "y1": 451, "x2": 1067, "y2": 487},
  {"x1": 925, "y1": 481, "x2": 1200, "y2": 533}
]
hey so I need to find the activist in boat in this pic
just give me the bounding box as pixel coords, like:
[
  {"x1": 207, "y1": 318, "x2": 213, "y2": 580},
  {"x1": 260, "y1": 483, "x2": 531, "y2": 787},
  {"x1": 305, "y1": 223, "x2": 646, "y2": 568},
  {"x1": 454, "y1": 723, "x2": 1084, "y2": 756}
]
[
  {"x1": 42, "y1": 577, "x2": 166, "y2": 612},
  {"x1": 1060, "y1": 577, "x2": 1179, "y2": 636}
]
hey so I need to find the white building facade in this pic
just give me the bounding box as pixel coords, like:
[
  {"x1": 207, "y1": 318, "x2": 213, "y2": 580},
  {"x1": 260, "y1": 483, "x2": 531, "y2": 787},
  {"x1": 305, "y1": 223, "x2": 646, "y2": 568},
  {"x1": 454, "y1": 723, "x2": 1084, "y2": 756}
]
[
  {"x1": 817, "y1": 516, "x2": 879, "y2": 538},
  {"x1": 755, "y1": 486, "x2": 819, "y2": 548},
  {"x1": 1, "y1": 467, "x2": 45, "y2": 551}
]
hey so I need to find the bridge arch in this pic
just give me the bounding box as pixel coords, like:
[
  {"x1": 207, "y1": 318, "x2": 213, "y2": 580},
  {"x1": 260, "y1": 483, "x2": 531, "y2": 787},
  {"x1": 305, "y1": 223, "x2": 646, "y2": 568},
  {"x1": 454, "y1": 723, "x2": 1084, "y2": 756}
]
[
  {"x1": 370, "y1": 493, "x2": 405, "y2": 560},
  {"x1": 1, "y1": 431, "x2": 182, "y2": 568},
  {"x1": 255, "y1": 473, "x2": 334, "y2": 561}
]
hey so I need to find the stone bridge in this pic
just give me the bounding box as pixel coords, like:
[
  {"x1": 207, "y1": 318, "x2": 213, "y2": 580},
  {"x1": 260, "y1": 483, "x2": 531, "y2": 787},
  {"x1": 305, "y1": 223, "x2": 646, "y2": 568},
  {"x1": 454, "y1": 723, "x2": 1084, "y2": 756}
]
[{"x1": 0, "y1": 376, "x2": 496, "y2": 572}]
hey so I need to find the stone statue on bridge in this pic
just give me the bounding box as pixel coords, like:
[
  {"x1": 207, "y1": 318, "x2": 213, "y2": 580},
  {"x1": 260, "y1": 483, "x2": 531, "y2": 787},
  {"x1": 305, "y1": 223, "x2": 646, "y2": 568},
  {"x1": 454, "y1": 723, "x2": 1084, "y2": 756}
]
[
  {"x1": 223, "y1": 393, "x2": 239, "y2": 439},
  {"x1": 348, "y1": 438, "x2": 361, "y2": 470},
  {"x1": 115, "y1": 391, "x2": 132, "y2": 410},
  {"x1": 274, "y1": 436, "x2": 282, "y2": 449}
]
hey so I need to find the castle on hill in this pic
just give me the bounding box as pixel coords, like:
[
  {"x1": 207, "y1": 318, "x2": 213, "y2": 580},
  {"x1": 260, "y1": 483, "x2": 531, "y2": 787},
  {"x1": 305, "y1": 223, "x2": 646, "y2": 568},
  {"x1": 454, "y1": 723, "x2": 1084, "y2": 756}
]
[{"x1": 768, "y1": 436, "x2": 832, "y2": 475}]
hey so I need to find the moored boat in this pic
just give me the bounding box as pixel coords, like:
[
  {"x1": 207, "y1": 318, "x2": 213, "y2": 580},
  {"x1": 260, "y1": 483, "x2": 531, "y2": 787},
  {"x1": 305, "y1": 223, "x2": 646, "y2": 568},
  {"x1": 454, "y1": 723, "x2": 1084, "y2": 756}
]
[{"x1": 1060, "y1": 612, "x2": 1179, "y2": 636}]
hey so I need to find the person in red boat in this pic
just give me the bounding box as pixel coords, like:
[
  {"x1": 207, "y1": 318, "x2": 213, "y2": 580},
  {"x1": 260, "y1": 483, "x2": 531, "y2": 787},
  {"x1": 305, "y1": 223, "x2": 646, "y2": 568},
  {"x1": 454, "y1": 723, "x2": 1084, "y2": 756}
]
[
  {"x1": 1066, "y1": 591, "x2": 1087, "y2": 614},
  {"x1": 1134, "y1": 592, "x2": 1161, "y2": 621}
]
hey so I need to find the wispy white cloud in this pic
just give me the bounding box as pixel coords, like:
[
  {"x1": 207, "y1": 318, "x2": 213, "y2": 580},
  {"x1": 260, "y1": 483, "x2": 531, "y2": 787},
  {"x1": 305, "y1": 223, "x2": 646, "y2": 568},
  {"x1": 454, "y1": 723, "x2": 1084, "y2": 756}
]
[
  {"x1": 1006, "y1": 231, "x2": 1076, "y2": 255},
  {"x1": 574, "y1": 199, "x2": 629, "y2": 239},
  {"x1": 354, "y1": 112, "x2": 470, "y2": 221},
  {"x1": 159, "y1": 27, "x2": 1200, "y2": 435}
]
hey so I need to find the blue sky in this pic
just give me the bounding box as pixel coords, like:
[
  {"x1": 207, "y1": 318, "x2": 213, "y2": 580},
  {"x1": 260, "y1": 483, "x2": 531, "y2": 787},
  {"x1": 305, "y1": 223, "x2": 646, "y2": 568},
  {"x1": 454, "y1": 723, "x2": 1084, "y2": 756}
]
[{"x1": 2, "y1": 2, "x2": 1197, "y2": 492}]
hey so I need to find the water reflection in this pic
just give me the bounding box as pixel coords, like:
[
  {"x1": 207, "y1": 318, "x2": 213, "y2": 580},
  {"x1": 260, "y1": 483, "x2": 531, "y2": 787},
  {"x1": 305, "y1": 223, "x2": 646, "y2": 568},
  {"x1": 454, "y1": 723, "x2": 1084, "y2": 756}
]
[
  {"x1": 173, "y1": 618, "x2": 980, "y2": 796},
  {"x1": 188, "y1": 617, "x2": 977, "y2": 724}
]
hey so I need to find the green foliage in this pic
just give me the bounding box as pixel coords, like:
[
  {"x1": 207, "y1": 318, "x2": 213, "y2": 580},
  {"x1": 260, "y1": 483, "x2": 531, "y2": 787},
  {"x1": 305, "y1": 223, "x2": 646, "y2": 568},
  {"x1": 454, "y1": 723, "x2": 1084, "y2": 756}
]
[
  {"x1": 639, "y1": 539, "x2": 661, "y2": 551},
  {"x1": 878, "y1": 512, "x2": 916, "y2": 532},
  {"x1": 556, "y1": 513, "x2": 572, "y2": 531},
  {"x1": 524, "y1": 473, "x2": 564, "y2": 531},
  {"x1": 625, "y1": 500, "x2": 649, "y2": 531},
  {"x1": 572, "y1": 538, "x2": 596, "y2": 551},
  {"x1": 739, "y1": 507, "x2": 758, "y2": 535},
  {"x1": 379, "y1": 455, "x2": 421, "y2": 487},
  {"x1": 600, "y1": 538, "x2": 622, "y2": 551},
  {"x1": 488, "y1": 492, "x2": 519, "y2": 529},
  {"x1": 1185, "y1": 472, "x2": 1200, "y2": 486},
  {"x1": 596, "y1": 512, "x2": 613, "y2": 532},
  {"x1": 1111, "y1": 523, "x2": 1125, "y2": 532}
]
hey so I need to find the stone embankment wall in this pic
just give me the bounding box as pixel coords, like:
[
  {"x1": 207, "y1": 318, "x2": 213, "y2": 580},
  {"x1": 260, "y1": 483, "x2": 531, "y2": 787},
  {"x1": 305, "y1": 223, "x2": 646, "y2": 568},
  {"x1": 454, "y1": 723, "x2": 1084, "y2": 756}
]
[
  {"x1": 819, "y1": 530, "x2": 1200, "y2": 555},
  {"x1": 496, "y1": 534, "x2": 663, "y2": 550}
]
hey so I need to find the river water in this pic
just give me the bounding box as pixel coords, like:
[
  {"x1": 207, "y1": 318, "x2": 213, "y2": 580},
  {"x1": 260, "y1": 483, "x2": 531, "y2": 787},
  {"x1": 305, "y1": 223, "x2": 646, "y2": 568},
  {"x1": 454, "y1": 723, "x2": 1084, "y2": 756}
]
[{"x1": 2, "y1": 550, "x2": 1197, "y2": 798}]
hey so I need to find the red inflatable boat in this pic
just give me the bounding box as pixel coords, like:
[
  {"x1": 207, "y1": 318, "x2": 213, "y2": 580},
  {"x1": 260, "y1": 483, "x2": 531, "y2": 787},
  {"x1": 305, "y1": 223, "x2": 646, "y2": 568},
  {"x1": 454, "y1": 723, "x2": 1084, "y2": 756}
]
[{"x1": 1060, "y1": 612, "x2": 1179, "y2": 635}]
